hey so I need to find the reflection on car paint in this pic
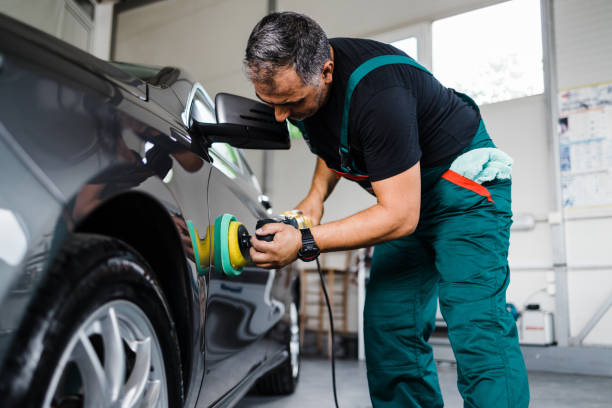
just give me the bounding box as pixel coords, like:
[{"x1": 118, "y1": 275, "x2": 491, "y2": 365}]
[
  {"x1": 0, "y1": 13, "x2": 300, "y2": 406},
  {"x1": 0, "y1": 209, "x2": 28, "y2": 267},
  {"x1": 69, "y1": 112, "x2": 205, "y2": 224}
]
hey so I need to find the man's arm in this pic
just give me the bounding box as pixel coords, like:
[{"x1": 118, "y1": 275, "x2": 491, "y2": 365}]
[
  {"x1": 250, "y1": 86, "x2": 422, "y2": 268},
  {"x1": 249, "y1": 161, "x2": 420, "y2": 268},
  {"x1": 295, "y1": 157, "x2": 340, "y2": 225},
  {"x1": 311, "y1": 161, "x2": 420, "y2": 251}
]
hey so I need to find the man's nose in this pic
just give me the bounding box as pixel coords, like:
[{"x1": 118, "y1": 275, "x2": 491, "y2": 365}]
[{"x1": 274, "y1": 106, "x2": 291, "y2": 122}]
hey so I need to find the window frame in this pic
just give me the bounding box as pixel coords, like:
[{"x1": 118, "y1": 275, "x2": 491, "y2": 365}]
[{"x1": 370, "y1": 22, "x2": 433, "y2": 70}]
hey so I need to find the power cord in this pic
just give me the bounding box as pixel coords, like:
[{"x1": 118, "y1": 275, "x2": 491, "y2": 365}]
[{"x1": 316, "y1": 258, "x2": 340, "y2": 408}]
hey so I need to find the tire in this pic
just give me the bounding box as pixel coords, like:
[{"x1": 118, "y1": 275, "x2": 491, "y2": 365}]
[
  {"x1": 0, "y1": 234, "x2": 183, "y2": 408},
  {"x1": 254, "y1": 296, "x2": 301, "y2": 395}
]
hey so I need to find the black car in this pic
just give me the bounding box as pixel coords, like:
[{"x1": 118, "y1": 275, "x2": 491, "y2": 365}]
[{"x1": 0, "y1": 13, "x2": 301, "y2": 407}]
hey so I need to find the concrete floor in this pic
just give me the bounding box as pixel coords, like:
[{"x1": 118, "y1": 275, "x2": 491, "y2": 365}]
[{"x1": 238, "y1": 358, "x2": 612, "y2": 407}]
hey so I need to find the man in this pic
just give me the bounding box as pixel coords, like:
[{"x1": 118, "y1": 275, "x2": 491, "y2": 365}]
[{"x1": 245, "y1": 11, "x2": 529, "y2": 408}]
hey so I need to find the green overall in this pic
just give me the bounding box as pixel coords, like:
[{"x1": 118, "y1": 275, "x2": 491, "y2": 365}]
[{"x1": 336, "y1": 56, "x2": 529, "y2": 407}]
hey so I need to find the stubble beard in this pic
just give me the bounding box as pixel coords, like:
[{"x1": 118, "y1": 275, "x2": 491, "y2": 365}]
[{"x1": 293, "y1": 82, "x2": 329, "y2": 120}]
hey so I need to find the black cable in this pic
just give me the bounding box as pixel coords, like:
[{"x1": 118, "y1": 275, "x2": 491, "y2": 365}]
[{"x1": 316, "y1": 258, "x2": 340, "y2": 408}]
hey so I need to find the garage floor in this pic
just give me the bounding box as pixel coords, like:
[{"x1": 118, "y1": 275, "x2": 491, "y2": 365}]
[{"x1": 238, "y1": 358, "x2": 612, "y2": 408}]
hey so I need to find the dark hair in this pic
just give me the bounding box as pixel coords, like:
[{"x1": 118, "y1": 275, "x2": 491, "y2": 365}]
[{"x1": 245, "y1": 12, "x2": 330, "y2": 86}]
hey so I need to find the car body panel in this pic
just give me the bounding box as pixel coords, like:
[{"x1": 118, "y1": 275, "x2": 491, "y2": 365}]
[
  {"x1": 0, "y1": 12, "x2": 297, "y2": 408},
  {"x1": 0, "y1": 17, "x2": 210, "y2": 404}
]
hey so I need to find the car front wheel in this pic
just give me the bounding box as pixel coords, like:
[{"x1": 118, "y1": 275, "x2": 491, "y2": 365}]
[{"x1": 0, "y1": 234, "x2": 183, "y2": 408}]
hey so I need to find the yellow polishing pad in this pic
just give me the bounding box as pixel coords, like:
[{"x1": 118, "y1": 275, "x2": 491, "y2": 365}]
[{"x1": 228, "y1": 221, "x2": 248, "y2": 269}]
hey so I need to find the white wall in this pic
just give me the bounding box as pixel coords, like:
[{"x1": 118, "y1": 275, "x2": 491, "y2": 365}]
[
  {"x1": 114, "y1": 0, "x2": 266, "y2": 96},
  {"x1": 1, "y1": 0, "x2": 65, "y2": 38},
  {"x1": 480, "y1": 95, "x2": 556, "y2": 313},
  {"x1": 555, "y1": 0, "x2": 612, "y2": 90},
  {"x1": 553, "y1": 0, "x2": 612, "y2": 345},
  {"x1": 1, "y1": 0, "x2": 96, "y2": 53}
]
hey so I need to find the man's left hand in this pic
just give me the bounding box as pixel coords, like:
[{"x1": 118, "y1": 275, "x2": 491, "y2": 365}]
[{"x1": 249, "y1": 222, "x2": 302, "y2": 268}]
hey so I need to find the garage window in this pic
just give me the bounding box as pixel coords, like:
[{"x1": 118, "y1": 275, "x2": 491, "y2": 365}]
[
  {"x1": 391, "y1": 37, "x2": 418, "y2": 60},
  {"x1": 432, "y1": 0, "x2": 544, "y2": 105}
]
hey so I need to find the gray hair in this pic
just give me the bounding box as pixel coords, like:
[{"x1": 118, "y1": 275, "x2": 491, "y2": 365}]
[{"x1": 245, "y1": 12, "x2": 330, "y2": 86}]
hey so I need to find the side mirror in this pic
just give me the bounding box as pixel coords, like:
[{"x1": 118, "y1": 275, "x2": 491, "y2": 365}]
[{"x1": 193, "y1": 93, "x2": 290, "y2": 150}]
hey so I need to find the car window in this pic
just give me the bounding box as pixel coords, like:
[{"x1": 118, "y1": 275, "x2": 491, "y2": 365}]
[
  {"x1": 238, "y1": 150, "x2": 254, "y2": 177},
  {"x1": 212, "y1": 143, "x2": 241, "y2": 168},
  {"x1": 190, "y1": 89, "x2": 216, "y2": 124},
  {"x1": 238, "y1": 150, "x2": 263, "y2": 192},
  {"x1": 187, "y1": 88, "x2": 244, "y2": 174}
]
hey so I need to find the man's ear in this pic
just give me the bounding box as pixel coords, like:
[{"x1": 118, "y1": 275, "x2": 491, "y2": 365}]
[{"x1": 321, "y1": 60, "x2": 334, "y2": 84}]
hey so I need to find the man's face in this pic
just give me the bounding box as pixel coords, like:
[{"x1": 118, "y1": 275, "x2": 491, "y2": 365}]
[{"x1": 252, "y1": 63, "x2": 332, "y2": 122}]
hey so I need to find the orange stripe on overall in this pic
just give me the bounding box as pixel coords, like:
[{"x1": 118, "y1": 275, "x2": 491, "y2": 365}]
[
  {"x1": 330, "y1": 168, "x2": 369, "y2": 181},
  {"x1": 441, "y1": 169, "x2": 494, "y2": 203}
]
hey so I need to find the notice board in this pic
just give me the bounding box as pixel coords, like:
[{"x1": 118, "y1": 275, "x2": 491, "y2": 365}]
[{"x1": 558, "y1": 82, "x2": 612, "y2": 214}]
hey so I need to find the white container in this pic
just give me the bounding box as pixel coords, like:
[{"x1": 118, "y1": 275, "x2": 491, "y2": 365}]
[{"x1": 519, "y1": 309, "x2": 555, "y2": 345}]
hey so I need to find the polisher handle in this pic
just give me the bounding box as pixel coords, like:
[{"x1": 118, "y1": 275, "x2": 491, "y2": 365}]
[
  {"x1": 255, "y1": 213, "x2": 310, "y2": 242},
  {"x1": 255, "y1": 218, "x2": 280, "y2": 241},
  {"x1": 256, "y1": 234, "x2": 275, "y2": 242}
]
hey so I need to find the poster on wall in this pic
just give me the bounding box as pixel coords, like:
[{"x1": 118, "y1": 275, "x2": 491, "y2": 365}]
[{"x1": 558, "y1": 82, "x2": 612, "y2": 214}]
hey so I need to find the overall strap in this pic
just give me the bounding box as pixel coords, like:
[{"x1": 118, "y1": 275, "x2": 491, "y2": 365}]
[
  {"x1": 339, "y1": 55, "x2": 431, "y2": 174},
  {"x1": 293, "y1": 120, "x2": 317, "y2": 154}
]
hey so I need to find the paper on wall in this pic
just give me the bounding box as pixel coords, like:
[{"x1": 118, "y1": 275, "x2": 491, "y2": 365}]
[{"x1": 558, "y1": 83, "x2": 612, "y2": 211}]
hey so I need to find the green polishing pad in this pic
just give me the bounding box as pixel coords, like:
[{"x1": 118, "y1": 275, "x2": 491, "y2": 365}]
[{"x1": 214, "y1": 213, "x2": 244, "y2": 276}]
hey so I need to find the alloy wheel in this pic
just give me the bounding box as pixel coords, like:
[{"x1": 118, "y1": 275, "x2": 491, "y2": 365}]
[{"x1": 43, "y1": 300, "x2": 168, "y2": 408}]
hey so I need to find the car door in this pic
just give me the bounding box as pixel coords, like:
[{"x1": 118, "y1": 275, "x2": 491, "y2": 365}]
[
  {"x1": 141, "y1": 86, "x2": 213, "y2": 407},
  {"x1": 198, "y1": 132, "x2": 285, "y2": 405}
]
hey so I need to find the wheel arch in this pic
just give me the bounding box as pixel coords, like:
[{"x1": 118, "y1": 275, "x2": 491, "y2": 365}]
[{"x1": 75, "y1": 191, "x2": 196, "y2": 392}]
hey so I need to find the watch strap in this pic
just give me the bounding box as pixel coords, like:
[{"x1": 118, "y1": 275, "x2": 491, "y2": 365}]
[{"x1": 298, "y1": 228, "x2": 320, "y2": 262}]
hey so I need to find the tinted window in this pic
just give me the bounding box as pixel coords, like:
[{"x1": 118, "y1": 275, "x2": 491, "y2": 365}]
[
  {"x1": 190, "y1": 90, "x2": 216, "y2": 124},
  {"x1": 212, "y1": 143, "x2": 240, "y2": 168},
  {"x1": 188, "y1": 89, "x2": 243, "y2": 173}
]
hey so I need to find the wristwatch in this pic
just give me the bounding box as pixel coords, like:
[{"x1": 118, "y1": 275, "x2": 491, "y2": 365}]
[{"x1": 297, "y1": 228, "x2": 320, "y2": 262}]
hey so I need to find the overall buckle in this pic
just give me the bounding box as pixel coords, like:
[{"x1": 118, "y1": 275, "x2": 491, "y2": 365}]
[{"x1": 339, "y1": 147, "x2": 352, "y2": 173}]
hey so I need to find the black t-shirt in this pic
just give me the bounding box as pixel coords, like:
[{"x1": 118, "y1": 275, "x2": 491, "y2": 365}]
[{"x1": 295, "y1": 37, "x2": 480, "y2": 185}]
